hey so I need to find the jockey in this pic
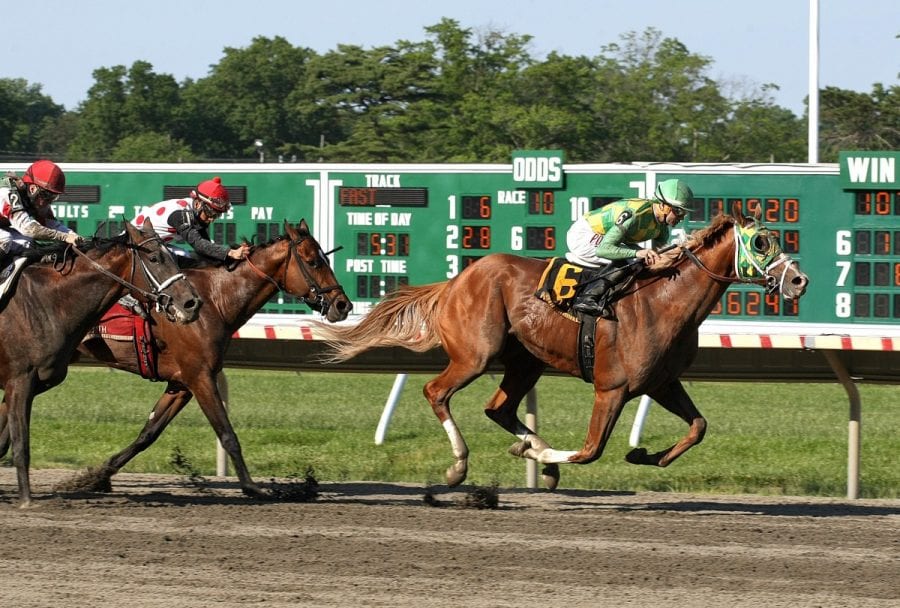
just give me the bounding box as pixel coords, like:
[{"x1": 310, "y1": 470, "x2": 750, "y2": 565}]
[
  {"x1": 132, "y1": 176, "x2": 249, "y2": 262},
  {"x1": 0, "y1": 160, "x2": 84, "y2": 265},
  {"x1": 565, "y1": 178, "x2": 694, "y2": 316}
]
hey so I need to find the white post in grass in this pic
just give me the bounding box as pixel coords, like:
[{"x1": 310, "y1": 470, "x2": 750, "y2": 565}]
[
  {"x1": 629, "y1": 395, "x2": 654, "y2": 448},
  {"x1": 375, "y1": 373, "x2": 409, "y2": 445},
  {"x1": 216, "y1": 371, "x2": 229, "y2": 477}
]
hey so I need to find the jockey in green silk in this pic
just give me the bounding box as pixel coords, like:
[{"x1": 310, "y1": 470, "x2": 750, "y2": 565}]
[{"x1": 565, "y1": 179, "x2": 694, "y2": 315}]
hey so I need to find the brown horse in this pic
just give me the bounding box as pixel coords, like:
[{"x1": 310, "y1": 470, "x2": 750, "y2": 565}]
[
  {"x1": 0, "y1": 221, "x2": 201, "y2": 506},
  {"x1": 319, "y1": 207, "x2": 809, "y2": 489},
  {"x1": 32, "y1": 219, "x2": 350, "y2": 498}
]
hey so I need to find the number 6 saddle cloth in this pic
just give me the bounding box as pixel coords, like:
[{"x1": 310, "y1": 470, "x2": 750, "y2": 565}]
[{"x1": 534, "y1": 257, "x2": 638, "y2": 321}]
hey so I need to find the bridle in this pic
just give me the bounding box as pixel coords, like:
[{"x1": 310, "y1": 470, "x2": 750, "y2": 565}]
[
  {"x1": 681, "y1": 223, "x2": 799, "y2": 295},
  {"x1": 69, "y1": 235, "x2": 189, "y2": 319},
  {"x1": 245, "y1": 234, "x2": 345, "y2": 315}
]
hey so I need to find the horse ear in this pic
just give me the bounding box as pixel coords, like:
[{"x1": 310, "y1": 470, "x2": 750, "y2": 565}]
[
  {"x1": 732, "y1": 200, "x2": 746, "y2": 223},
  {"x1": 123, "y1": 220, "x2": 139, "y2": 240},
  {"x1": 284, "y1": 220, "x2": 298, "y2": 240},
  {"x1": 298, "y1": 218, "x2": 310, "y2": 235}
]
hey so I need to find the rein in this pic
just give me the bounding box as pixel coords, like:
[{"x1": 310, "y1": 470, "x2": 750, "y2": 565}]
[{"x1": 69, "y1": 237, "x2": 188, "y2": 311}]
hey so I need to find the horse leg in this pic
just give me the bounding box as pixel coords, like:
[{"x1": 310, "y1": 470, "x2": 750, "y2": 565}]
[
  {"x1": 4, "y1": 375, "x2": 37, "y2": 507},
  {"x1": 423, "y1": 359, "x2": 491, "y2": 488},
  {"x1": 481, "y1": 343, "x2": 562, "y2": 489},
  {"x1": 191, "y1": 372, "x2": 267, "y2": 499},
  {"x1": 524, "y1": 386, "x2": 629, "y2": 468},
  {"x1": 0, "y1": 400, "x2": 9, "y2": 459},
  {"x1": 625, "y1": 379, "x2": 707, "y2": 467},
  {"x1": 68, "y1": 382, "x2": 195, "y2": 492}
]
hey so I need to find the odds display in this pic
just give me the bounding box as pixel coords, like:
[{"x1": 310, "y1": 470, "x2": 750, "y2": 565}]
[{"x1": 18, "y1": 149, "x2": 897, "y2": 330}]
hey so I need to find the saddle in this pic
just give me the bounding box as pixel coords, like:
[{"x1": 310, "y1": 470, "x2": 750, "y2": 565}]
[
  {"x1": 83, "y1": 299, "x2": 160, "y2": 380},
  {"x1": 534, "y1": 257, "x2": 641, "y2": 383},
  {"x1": 0, "y1": 257, "x2": 28, "y2": 307},
  {"x1": 534, "y1": 257, "x2": 638, "y2": 320}
]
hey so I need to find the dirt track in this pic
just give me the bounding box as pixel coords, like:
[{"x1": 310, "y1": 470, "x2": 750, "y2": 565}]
[{"x1": 1, "y1": 467, "x2": 898, "y2": 608}]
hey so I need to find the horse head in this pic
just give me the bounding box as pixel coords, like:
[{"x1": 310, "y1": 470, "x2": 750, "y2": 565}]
[
  {"x1": 254, "y1": 219, "x2": 352, "y2": 322},
  {"x1": 732, "y1": 203, "x2": 809, "y2": 301},
  {"x1": 123, "y1": 221, "x2": 202, "y2": 323}
]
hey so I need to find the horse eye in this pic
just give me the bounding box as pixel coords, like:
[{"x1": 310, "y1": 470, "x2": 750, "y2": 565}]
[
  {"x1": 149, "y1": 254, "x2": 159, "y2": 263},
  {"x1": 752, "y1": 235, "x2": 768, "y2": 253}
]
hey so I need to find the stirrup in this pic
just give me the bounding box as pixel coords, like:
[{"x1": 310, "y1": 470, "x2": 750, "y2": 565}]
[{"x1": 572, "y1": 297, "x2": 606, "y2": 316}]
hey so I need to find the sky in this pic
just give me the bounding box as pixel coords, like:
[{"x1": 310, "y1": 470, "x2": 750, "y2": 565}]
[{"x1": 5, "y1": 0, "x2": 898, "y2": 116}]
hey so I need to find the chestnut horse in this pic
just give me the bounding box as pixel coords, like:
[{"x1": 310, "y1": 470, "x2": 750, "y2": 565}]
[
  {"x1": 21, "y1": 220, "x2": 350, "y2": 499},
  {"x1": 0, "y1": 221, "x2": 201, "y2": 505},
  {"x1": 319, "y1": 207, "x2": 809, "y2": 489}
]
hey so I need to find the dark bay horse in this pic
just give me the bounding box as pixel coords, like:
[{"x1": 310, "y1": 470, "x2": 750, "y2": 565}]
[
  {"x1": 319, "y1": 207, "x2": 809, "y2": 489},
  {"x1": 44, "y1": 220, "x2": 350, "y2": 498},
  {"x1": 0, "y1": 221, "x2": 201, "y2": 506}
]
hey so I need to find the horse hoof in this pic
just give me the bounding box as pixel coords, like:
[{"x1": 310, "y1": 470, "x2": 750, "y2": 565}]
[
  {"x1": 242, "y1": 485, "x2": 271, "y2": 499},
  {"x1": 508, "y1": 441, "x2": 528, "y2": 458},
  {"x1": 542, "y1": 464, "x2": 560, "y2": 491},
  {"x1": 445, "y1": 462, "x2": 468, "y2": 487},
  {"x1": 625, "y1": 447, "x2": 651, "y2": 465}
]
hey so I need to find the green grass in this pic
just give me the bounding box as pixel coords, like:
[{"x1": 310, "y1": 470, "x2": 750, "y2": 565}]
[{"x1": 12, "y1": 367, "x2": 900, "y2": 498}]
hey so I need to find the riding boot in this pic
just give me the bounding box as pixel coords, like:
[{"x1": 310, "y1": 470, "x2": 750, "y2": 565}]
[{"x1": 572, "y1": 278, "x2": 613, "y2": 316}]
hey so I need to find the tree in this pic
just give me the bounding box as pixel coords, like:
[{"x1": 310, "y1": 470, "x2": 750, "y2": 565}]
[
  {"x1": 66, "y1": 65, "x2": 128, "y2": 161},
  {"x1": 67, "y1": 62, "x2": 184, "y2": 161},
  {"x1": 179, "y1": 36, "x2": 315, "y2": 161},
  {"x1": 109, "y1": 132, "x2": 196, "y2": 162},
  {"x1": 0, "y1": 78, "x2": 64, "y2": 160},
  {"x1": 819, "y1": 84, "x2": 900, "y2": 162},
  {"x1": 590, "y1": 28, "x2": 732, "y2": 162}
]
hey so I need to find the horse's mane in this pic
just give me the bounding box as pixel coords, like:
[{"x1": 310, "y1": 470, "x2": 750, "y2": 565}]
[
  {"x1": 683, "y1": 213, "x2": 734, "y2": 250},
  {"x1": 644, "y1": 214, "x2": 735, "y2": 273}
]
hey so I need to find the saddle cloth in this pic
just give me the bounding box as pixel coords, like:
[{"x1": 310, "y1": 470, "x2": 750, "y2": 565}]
[
  {"x1": 534, "y1": 257, "x2": 586, "y2": 312},
  {"x1": 84, "y1": 302, "x2": 159, "y2": 380}
]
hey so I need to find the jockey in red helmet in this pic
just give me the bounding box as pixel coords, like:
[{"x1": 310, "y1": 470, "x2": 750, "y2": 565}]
[
  {"x1": 132, "y1": 176, "x2": 249, "y2": 262},
  {"x1": 0, "y1": 160, "x2": 84, "y2": 261}
]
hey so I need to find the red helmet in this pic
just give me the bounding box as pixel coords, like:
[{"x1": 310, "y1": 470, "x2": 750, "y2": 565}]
[
  {"x1": 22, "y1": 160, "x2": 66, "y2": 194},
  {"x1": 194, "y1": 176, "x2": 230, "y2": 213}
]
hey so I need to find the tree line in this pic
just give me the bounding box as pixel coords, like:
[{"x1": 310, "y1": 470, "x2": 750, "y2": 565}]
[{"x1": 1, "y1": 20, "x2": 897, "y2": 165}]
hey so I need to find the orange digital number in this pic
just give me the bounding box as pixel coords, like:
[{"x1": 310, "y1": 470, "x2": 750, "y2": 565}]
[
  {"x1": 542, "y1": 191, "x2": 555, "y2": 215},
  {"x1": 542, "y1": 227, "x2": 556, "y2": 250},
  {"x1": 745, "y1": 198, "x2": 761, "y2": 217},
  {"x1": 783, "y1": 198, "x2": 799, "y2": 222},
  {"x1": 479, "y1": 226, "x2": 491, "y2": 248},
  {"x1": 895, "y1": 263, "x2": 900, "y2": 287},
  {"x1": 875, "y1": 191, "x2": 891, "y2": 215},
  {"x1": 782, "y1": 230, "x2": 800, "y2": 253},
  {"x1": 385, "y1": 233, "x2": 397, "y2": 256},
  {"x1": 726, "y1": 292, "x2": 742, "y2": 315},
  {"x1": 875, "y1": 231, "x2": 890, "y2": 255},
  {"x1": 764, "y1": 198, "x2": 780, "y2": 223},
  {"x1": 745, "y1": 292, "x2": 760, "y2": 316},
  {"x1": 478, "y1": 196, "x2": 491, "y2": 219}
]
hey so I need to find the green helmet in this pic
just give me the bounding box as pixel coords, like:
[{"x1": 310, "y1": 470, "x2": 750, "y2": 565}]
[{"x1": 654, "y1": 179, "x2": 694, "y2": 210}]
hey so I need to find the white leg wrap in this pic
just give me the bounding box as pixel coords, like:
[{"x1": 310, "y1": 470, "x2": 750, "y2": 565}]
[{"x1": 442, "y1": 419, "x2": 467, "y2": 459}]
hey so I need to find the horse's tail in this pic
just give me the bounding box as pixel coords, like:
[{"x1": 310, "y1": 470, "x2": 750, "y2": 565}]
[{"x1": 317, "y1": 281, "x2": 449, "y2": 362}]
